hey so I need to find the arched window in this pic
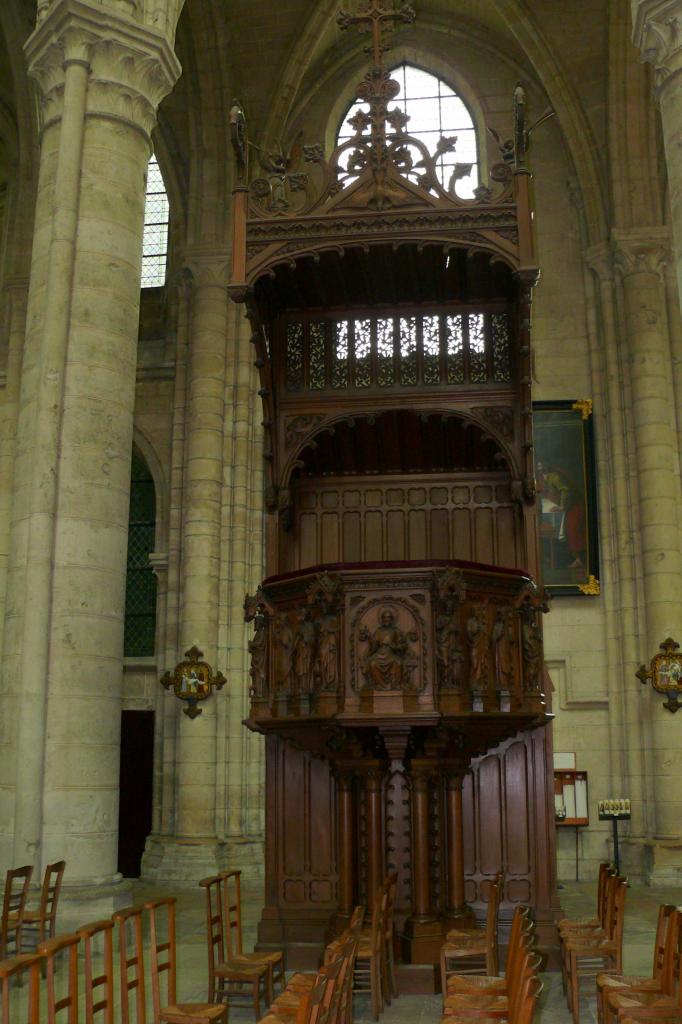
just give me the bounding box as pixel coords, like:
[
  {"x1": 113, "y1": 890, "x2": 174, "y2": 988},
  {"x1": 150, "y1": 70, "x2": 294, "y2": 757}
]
[
  {"x1": 124, "y1": 448, "x2": 157, "y2": 657},
  {"x1": 337, "y1": 63, "x2": 478, "y2": 198},
  {"x1": 141, "y1": 156, "x2": 169, "y2": 287}
]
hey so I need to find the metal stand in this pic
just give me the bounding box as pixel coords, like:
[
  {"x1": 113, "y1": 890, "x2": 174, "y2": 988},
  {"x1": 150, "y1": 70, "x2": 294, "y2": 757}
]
[{"x1": 612, "y1": 816, "x2": 620, "y2": 875}]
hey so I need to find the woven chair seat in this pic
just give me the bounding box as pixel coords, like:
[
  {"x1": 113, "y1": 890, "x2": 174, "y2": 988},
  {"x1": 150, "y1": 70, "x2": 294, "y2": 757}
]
[
  {"x1": 447, "y1": 975, "x2": 507, "y2": 995},
  {"x1": 161, "y1": 1003, "x2": 227, "y2": 1022},
  {"x1": 443, "y1": 992, "x2": 508, "y2": 1014},
  {"x1": 281, "y1": 972, "x2": 315, "y2": 992},
  {"x1": 443, "y1": 934, "x2": 488, "y2": 955},
  {"x1": 216, "y1": 959, "x2": 269, "y2": 979},
  {"x1": 597, "y1": 972, "x2": 660, "y2": 992}
]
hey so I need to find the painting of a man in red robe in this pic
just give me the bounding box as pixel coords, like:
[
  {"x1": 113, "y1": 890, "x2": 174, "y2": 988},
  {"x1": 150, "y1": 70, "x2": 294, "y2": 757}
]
[{"x1": 536, "y1": 461, "x2": 586, "y2": 569}]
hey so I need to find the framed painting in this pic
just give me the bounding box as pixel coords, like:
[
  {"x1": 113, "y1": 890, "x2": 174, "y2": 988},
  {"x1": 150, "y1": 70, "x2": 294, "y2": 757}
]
[{"x1": 532, "y1": 400, "x2": 600, "y2": 596}]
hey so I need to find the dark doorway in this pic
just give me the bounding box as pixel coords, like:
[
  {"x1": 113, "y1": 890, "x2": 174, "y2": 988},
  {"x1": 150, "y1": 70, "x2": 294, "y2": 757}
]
[{"x1": 117, "y1": 710, "x2": 155, "y2": 878}]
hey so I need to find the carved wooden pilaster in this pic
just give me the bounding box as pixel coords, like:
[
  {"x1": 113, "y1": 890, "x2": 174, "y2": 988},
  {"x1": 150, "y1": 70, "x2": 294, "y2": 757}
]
[
  {"x1": 336, "y1": 769, "x2": 356, "y2": 922},
  {"x1": 364, "y1": 764, "x2": 385, "y2": 910},
  {"x1": 443, "y1": 769, "x2": 474, "y2": 926},
  {"x1": 410, "y1": 766, "x2": 433, "y2": 921}
]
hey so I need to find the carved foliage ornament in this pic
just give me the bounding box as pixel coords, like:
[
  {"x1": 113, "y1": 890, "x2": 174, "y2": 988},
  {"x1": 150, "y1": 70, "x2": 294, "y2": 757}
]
[
  {"x1": 161, "y1": 646, "x2": 227, "y2": 719},
  {"x1": 636, "y1": 637, "x2": 682, "y2": 713}
]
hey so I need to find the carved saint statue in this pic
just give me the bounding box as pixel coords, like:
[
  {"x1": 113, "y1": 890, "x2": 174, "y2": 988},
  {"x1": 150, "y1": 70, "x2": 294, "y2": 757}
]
[
  {"x1": 436, "y1": 609, "x2": 464, "y2": 690},
  {"x1": 466, "y1": 604, "x2": 488, "y2": 689},
  {"x1": 293, "y1": 608, "x2": 317, "y2": 695},
  {"x1": 317, "y1": 613, "x2": 339, "y2": 692},
  {"x1": 360, "y1": 607, "x2": 415, "y2": 690},
  {"x1": 491, "y1": 608, "x2": 514, "y2": 691},
  {"x1": 275, "y1": 615, "x2": 295, "y2": 694},
  {"x1": 519, "y1": 601, "x2": 541, "y2": 692},
  {"x1": 248, "y1": 610, "x2": 268, "y2": 698}
]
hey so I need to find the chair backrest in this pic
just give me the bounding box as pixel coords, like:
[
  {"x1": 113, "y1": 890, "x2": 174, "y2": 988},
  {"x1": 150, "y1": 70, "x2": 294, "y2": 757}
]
[
  {"x1": 38, "y1": 932, "x2": 80, "y2": 1024},
  {"x1": 112, "y1": 906, "x2": 146, "y2": 1024},
  {"x1": 368, "y1": 886, "x2": 387, "y2": 956},
  {"x1": 505, "y1": 906, "x2": 533, "y2": 979},
  {"x1": 221, "y1": 870, "x2": 244, "y2": 959},
  {"x1": 145, "y1": 897, "x2": 178, "y2": 1021},
  {"x1": 39, "y1": 862, "x2": 66, "y2": 941},
  {"x1": 511, "y1": 973, "x2": 542, "y2": 1024},
  {"x1": 327, "y1": 931, "x2": 359, "y2": 1024},
  {"x1": 598, "y1": 864, "x2": 616, "y2": 928},
  {"x1": 661, "y1": 908, "x2": 682, "y2": 999},
  {"x1": 0, "y1": 953, "x2": 41, "y2": 1024},
  {"x1": 306, "y1": 955, "x2": 344, "y2": 1024},
  {"x1": 606, "y1": 878, "x2": 627, "y2": 971},
  {"x1": 349, "y1": 906, "x2": 365, "y2": 930},
  {"x1": 651, "y1": 904, "x2": 676, "y2": 982},
  {"x1": 1, "y1": 865, "x2": 33, "y2": 956},
  {"x1": 76, "y1": 919, "x2": 114, "y2": 1024},
  {"x1": 199, "y1": 874, "x2": 226, "y2": 997}
]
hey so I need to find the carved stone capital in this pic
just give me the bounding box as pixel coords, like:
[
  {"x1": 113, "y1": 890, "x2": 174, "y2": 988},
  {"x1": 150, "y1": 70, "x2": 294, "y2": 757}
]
[
  {"x1": 584, "y1": 241, "x2": 615, "y2": 283},
  {"x1": 611, "y1": 228, "x2": 671, "y2": 280},
  {"x1": 632, "y1": 0, "x2": 682, "y2": 90},
  {"x1": 184, "y1": 250, "x2": 232, "y2": 289},
  {"x1": 26, "y1": 0, "x2": 182, "y2": 138},
  {"x1": 37, "y1": 0, "x2": 186, "y2": 37}
]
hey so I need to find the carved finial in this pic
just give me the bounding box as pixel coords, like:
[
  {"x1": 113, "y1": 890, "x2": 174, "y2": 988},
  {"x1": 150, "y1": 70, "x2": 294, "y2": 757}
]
[
  {"x1": 230, "y1": 100, "x2": 248, "y2": 184},
  {"x1": 337, "y1": 1, "x2": 416, "y2": 66}
]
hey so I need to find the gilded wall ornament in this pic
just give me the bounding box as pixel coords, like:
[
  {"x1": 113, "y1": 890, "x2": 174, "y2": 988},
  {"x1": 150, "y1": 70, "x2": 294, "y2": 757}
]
[
  {"x1": 637, "y1": 637, "x2": 682, "y2": 713},
  {"x1": 161, "y1": 646, "x2": 226, "y2": 719}
]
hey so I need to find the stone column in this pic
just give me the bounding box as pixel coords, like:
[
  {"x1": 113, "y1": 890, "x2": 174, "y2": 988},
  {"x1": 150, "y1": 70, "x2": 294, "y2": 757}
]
[
  {"x1": 0, "y1": 0, "x2": 181, "y2": 885},
  {"x1": 613, "y1": 229, "x2": 682, "y2": 840},
  {"x1": 633, "y1": 1, "x2": 682, "y2": 315}
]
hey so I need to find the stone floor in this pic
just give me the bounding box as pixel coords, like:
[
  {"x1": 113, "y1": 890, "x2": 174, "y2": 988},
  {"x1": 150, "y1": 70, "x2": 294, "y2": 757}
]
[{"x1": 6, "y1": 878, "x2": 682, "y2": 1022}]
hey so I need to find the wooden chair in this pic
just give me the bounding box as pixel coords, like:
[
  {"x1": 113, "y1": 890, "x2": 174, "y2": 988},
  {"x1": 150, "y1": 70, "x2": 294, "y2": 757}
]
[
  {"x1": 376, "y1": 873, "x2": 398, "y2": 1006},
  {"x1": 113, "y1": 905, "x2": 147, "y2": 1024},
  {"x1": 600, "y1": 907, "x2": 682, "y2": 1024},
  {"x1": 222, "y1": 870, "x2": 285, "y2": 1002},
  {"x1": 352, "y1": 885, "x2": 388, "y2": 1021},
  {"x1": 199, "y1": 874, "x2": 268, "y2": 1018},
  {"x1": 76, "y1": 919, "x2": 115, "y2": 1024},
  {"x1": 37, "y1": 932, "x2": 80, "y2": 1023},
  {"x1": 20, "y1": 861, "x2": 65, "y2": 954},
  {"x1": 0, "y1": 953, "x2": 41, "y2": 1024},
  {"x1": 440, "y1": 879, "x2": 502, "y2": 994},
  {"x1": 563, "y1": 875, "x2": 627, "y2": 1024},
  {"x1": 445, "y1": 906, "x2": 534, "y2": 999},
  {"x1": 559, "y1": 862, "x2": 613, "y2": 938},
  {"x1": 438, "y1": 972, "x2": 543, "y2": 1024},
  {"x1": 597, "y1": 905, "x2": 678, "y2": 1024},
  {"x1": 146, "y1": 897, "x2": 228, "y2": 1023},
  {"x1": 442, "y1": 943, "x2": 539, "y2": 1017},
  {"x1": 0, "y1": 866, "x2": 33, "y2": 959}
]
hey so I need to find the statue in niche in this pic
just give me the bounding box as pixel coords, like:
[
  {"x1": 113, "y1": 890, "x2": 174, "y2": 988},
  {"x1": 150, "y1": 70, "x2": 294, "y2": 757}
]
[
  {"x1": 436, "y1": 608, "x2": 464, "y2": 690},
  {"x1": 360, "y1": 607, "x2": 416, "y2": 690},
  {"x1": 316, "y1": 613, "x2": 340, "y2": 692},
  {"x1": 492, "y1": 607, "x2": 514, "y2": 692},
  {"x1": 274, "y1": 615, "x2": 295, "y2": 694},
  {"x1": 293, "y1": 608, "x2": 317, "y2": 695},
  {"x1": 248, "y1": 609, "x2": 268, "y2": 698},
  {"x1": 466, "y1": 604, "x2": 488, "y2": 689},
  {"x1": 519, "y1": 600, "x2": 542, "y2": 692}
]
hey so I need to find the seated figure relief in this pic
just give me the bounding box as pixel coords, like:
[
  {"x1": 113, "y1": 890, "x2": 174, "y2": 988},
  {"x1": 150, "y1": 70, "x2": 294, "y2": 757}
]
[{"x1": 359, "y1": 606, "x2": 417, "y2": 690}]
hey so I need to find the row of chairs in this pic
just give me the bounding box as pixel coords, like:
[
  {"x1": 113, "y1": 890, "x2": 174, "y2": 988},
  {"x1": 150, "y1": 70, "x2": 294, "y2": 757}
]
[
  {"x1": 597, "y1": 902, "x2": 682, "y2": 1024},
  {"x1": 200, "y1": 869, "x2": 285, "y2": 1017},
  {"x1": 0, "y1": 862, "x2": 65, "y2": 959},
  {"x1": 440, "y1": 872, "x2": 503, "y2": 992},
  {"x1": 440, "y1": 905, "x2": 542, "y2": 1024},
  {"x1": 559, "y1": 862, "x2": 628, "y2": 1024},
  {"x1": 0, "y1": 897, "x2": 225, "y2": 1023}
]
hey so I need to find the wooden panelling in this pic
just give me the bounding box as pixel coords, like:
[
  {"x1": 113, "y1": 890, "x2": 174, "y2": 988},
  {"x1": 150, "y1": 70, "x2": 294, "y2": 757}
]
[{"x1": 284, "y1": 472, "x2": 523, "y2": 570}]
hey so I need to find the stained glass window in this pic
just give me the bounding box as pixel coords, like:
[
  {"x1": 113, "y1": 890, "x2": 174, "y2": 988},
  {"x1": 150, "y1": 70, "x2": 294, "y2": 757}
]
[
  {"x1": 338, "y1": 63, "x2": 478, "y2": 198},
  {"x1": 124, "y1": 449, "x2": 157, "y2": 657},
  {"x1": 141, "y1": 156, "x2": 169, "y2": 288}
]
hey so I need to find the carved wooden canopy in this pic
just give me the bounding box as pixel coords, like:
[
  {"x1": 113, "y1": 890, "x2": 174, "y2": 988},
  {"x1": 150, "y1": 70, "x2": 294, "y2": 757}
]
[{"x1": 228, "y1": 4, "x2": 543, "y2": 304}]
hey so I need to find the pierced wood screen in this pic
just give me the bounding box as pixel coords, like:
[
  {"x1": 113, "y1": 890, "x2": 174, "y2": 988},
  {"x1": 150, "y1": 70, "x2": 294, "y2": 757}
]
[{"x1": 282, "y1": 310, "x2": 513, "y2": 393}]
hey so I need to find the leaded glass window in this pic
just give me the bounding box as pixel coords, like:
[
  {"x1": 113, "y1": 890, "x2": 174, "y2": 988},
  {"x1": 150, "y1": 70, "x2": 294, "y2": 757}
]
[
  {"x1": 141, "y1": 156, "x2": 169, "y2": 288},
  {"x1": 338, "y1": 63, "x2": 478, "y2": 198},
  {"x1": 124, "y1": 449, "x2": 157, "y2": 657}
]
